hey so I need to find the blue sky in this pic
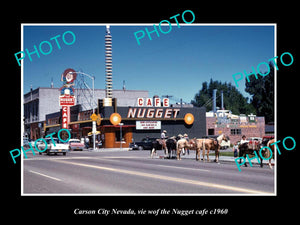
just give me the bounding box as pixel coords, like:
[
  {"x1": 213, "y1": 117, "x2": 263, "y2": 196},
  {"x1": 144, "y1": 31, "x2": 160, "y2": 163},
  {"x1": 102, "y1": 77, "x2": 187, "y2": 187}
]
[{"x1": 23, "y1": 24, "x2": 274, "y2": 104}]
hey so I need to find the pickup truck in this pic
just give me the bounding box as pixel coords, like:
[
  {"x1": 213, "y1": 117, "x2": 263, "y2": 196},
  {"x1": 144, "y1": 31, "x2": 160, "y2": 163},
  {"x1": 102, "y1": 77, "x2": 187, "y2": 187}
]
[
  {"x1": 129, "y1": 137, "x2": 158, "y2": 150},
  {"x1": 38, "y1": 138, "x2": 69, "y2": 155}
]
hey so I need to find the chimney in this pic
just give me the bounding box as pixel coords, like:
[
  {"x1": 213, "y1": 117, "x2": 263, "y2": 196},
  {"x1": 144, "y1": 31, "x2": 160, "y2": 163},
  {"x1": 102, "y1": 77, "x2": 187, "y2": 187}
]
[
  {"x1": 212, "y1": 89, "x2": 217, "y2": 113},
  {"x1": 221, "y1": 90, "x2": 224, "y2": 110}
]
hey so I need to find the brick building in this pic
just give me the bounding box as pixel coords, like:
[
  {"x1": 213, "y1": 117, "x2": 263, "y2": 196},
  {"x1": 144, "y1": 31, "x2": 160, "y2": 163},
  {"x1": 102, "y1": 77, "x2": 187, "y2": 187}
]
[{"x1": 206, "y1": 110, "x2": 265, "y2": 144}]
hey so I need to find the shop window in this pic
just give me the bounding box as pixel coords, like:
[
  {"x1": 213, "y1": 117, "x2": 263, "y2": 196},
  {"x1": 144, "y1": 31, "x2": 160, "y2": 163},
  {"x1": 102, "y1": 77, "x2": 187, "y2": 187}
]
[
  {"x1": 115, "y1": 130, "x2": 125, "y2": 141},
  {"x1": 208, "y1": 129, "x2": 214, "y2": 135},
  {"x1": 231, "y1": 129, "x2": 241, "y2": 135}
]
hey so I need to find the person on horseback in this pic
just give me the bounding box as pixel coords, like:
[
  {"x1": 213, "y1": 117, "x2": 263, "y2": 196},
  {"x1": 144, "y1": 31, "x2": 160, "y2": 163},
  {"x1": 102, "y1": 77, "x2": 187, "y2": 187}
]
[
  {"x1": 239, "y1": 135, "x2": 249, "y2": 167},
  {"x1": 240, "y1": 135, "x2": 249, "y2": 145},
  {"x1": 161, "y1": 130, "x2": 167, "y2": 140}
]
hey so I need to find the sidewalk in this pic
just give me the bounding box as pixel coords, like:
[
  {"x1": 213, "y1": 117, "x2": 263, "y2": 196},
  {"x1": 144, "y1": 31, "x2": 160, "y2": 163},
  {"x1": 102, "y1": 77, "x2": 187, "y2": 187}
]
[
  {"x1": 87, "y1": 147, "x2": 130, "y2": 152},
  {"x1": 84, "y1": 148, "x2": 275, "y2": 165},
  {"x1": 157, "y1": 151, "x2": 275, "y2": 165}
]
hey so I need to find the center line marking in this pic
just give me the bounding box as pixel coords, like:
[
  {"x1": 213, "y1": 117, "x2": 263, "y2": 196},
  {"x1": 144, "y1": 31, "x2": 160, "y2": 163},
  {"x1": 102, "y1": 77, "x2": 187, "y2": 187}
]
[
  {"x1": 28, "y1": 170, "x2": 62, "y2": 181},
  {"x1": 52, "y1": 159, "x2": 272, "y2": 194}
]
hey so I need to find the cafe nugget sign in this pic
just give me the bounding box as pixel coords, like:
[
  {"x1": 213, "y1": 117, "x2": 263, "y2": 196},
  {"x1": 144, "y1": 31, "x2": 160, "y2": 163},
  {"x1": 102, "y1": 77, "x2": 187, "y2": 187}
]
[
  {"x1": 126, "y1": 98, "x2": 195, "y2": 126},
  {"x1": 127, "y1": 98, "x2": 180, "y2": 119}
]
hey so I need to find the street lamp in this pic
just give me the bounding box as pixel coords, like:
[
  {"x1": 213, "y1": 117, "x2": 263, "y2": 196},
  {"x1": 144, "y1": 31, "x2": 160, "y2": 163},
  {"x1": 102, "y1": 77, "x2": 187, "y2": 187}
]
[
  {"x1": 70, "y1": 71, "x2": 96, "y2": 151},
  {"x1": 119, "y1": 123, "x2": 124, "y2": 149}
]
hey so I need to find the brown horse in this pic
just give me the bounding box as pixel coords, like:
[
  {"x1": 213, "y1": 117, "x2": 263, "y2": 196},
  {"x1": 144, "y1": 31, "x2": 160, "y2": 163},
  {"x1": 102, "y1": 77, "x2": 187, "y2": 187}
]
[
  {"x1": 176, "y1": 138, "x2": 195, "y2": 160},
  {"x1": 263, "y1": 139, "x2": 275, "y2": 169},
  {"x1": 197, "y1": 134, "x2": 228, "y2": 162}
]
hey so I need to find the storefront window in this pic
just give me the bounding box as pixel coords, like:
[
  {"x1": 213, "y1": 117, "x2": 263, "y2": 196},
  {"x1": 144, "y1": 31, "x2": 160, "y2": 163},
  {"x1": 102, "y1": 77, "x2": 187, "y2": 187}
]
[
  {"x1": 115, "y1": 130, "x2": 125, "y2": 141},
  {"x1": 230, "y1": 129, "x2": 241, "y2": 135}
]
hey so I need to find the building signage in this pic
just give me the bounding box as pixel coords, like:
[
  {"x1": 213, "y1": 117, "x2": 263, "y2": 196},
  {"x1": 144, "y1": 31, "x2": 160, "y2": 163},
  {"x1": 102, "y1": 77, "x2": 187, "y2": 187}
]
[
  {"x1": 62, "y1": 106, "x2": 70, "y2": 129},
  {"x1": 127, "y1": 108, "x2": 180, "y2": 119},
  {"x1": 59, "y1": 68, "x2": 77, "y2": 129},
  {"x1": 136, "y1": 121, "x2": 161, "y2": 130},
  {"x1": 59, "y1": 94, "x2": 76, "y2": 106},
  {"x1": 137, "y1": 97, "x2": 169, "y2": 107},
  {"x1": 127, "y1": 97, "x2": 180, "y2": 119}
]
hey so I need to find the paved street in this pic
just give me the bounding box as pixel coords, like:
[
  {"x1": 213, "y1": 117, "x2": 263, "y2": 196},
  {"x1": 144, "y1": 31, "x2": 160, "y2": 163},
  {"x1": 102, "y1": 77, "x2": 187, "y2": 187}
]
[{"x1": 23, "y1": 149, "x2": 275, "y2": 195}]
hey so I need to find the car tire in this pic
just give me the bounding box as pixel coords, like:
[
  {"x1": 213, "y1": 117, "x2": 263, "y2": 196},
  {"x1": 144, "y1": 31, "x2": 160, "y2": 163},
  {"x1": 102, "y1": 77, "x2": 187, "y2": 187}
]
[{"x1": 138, "y1": 146, "x2": 144, "y2": 151}]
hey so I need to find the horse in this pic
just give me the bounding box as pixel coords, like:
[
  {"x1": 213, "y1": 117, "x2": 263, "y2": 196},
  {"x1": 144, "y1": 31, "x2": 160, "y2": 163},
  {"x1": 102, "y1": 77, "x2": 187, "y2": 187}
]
[
  {"x1": 195, "y1": 139, "x2": 204, "y2": 161},
  {"x1": 198, "y1": 134, "x2": 228, "y2": 162},
  {"x1": 238, "y1": 142, "x2": 265, "y2": 168},
  {"x1": 176, "y1": 138, "x2": 190, "y2": 160},
  {"x1": 150, "y1": 138, "x2": 169, "y2": 158},
  {"x1": 260, "y1": 139, "x2": 275, "y2": 169},
  {"x1": 176, "y1": 138, "x2": 198, "y2": 160},
  {"x1": 166, "y1": 137, "x2": 178, "y2": 159}
]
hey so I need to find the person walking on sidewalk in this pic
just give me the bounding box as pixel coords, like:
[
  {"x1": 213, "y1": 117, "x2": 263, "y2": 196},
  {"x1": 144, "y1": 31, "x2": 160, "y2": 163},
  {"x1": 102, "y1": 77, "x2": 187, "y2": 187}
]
[
  {"x1": 233, "y1": 141, "x2": 239, "y2": 158},
  {"x1": 85, "y1": 136, "x2": 89, "y2": 149}
]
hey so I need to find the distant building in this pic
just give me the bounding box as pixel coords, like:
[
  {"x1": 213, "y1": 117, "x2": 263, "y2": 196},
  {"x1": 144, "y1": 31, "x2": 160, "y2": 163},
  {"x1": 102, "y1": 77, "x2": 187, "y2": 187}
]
[
  {"x1": 23, "y1": 87, "x2": 148, "y2": 139},
  {"x1": 206, "y1": 110, "x2": 265, "y2": 144}
]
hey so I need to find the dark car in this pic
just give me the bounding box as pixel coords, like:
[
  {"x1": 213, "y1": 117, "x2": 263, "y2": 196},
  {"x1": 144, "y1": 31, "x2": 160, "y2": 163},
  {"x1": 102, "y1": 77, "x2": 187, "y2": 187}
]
[{"x1": 129, "y1": 137, "x2": 158, "y2": 150}]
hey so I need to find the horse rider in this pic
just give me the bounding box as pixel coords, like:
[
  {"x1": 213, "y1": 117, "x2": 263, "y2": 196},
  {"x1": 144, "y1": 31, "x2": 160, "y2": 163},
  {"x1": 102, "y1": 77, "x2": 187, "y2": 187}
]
[
  {"x1": 161, "y1": 130, "x2": 167, "y2": 140},
  {"x1": 238, "y1": 135, "x2": 250, "y2": 167},
  {"x1": 240, "y1": 135, "x2": 249, "y2": 145}
]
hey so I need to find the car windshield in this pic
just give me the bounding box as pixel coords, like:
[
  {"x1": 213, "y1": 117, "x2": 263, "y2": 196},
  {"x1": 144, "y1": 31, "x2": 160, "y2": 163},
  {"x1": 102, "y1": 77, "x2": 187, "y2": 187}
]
[{"x1": 45, "y1": 138, "x2": 59, "y2": 144}]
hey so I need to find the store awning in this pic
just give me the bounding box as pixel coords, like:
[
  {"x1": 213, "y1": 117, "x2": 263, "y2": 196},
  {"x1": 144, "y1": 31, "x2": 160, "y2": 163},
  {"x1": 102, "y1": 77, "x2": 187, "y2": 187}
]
[{"x1": 88, "y1": 131, "x2": 101, "y2": 136}]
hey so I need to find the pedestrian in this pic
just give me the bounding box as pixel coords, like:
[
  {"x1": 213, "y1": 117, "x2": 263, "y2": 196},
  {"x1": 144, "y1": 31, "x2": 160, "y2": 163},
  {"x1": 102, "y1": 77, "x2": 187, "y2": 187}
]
[
  {"x1": 233, "y1": 141, "x2": 239, "y2": 158},
  {"x1": 183, "y1": 133, "x2": 189, "y2": 155},
  {"x1": 85, "y1": 136, "x2": 89, "y2": 149},
  {"x1": 161, "y1": 130, "x2": 168, "y2": 156}
]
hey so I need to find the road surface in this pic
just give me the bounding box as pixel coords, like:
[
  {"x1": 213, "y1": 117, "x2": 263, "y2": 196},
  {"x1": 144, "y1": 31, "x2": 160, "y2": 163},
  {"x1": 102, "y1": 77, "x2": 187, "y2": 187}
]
[{"x1": 23, "y1": 149, "x2": 275, "y2": 195}]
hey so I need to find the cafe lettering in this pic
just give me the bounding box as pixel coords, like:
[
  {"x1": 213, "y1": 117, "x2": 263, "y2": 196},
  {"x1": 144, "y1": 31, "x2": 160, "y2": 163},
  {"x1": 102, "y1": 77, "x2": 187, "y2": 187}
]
[{"x1": 127, "y1": 97, "x2": 180, "y2": 119}]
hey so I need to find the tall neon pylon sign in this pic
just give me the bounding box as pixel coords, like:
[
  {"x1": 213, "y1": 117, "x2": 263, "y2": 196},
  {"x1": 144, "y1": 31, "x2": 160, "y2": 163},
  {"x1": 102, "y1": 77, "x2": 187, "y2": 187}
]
[{"x1": 105, "y1": 25, "x2": 113, "y2": 99}]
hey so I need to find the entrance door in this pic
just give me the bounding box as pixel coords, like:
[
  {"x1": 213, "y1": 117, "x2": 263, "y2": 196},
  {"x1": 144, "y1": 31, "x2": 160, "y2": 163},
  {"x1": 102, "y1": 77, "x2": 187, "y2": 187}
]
[{"x1": 208, "y1": 128, "x2": 214, "y2": 135}]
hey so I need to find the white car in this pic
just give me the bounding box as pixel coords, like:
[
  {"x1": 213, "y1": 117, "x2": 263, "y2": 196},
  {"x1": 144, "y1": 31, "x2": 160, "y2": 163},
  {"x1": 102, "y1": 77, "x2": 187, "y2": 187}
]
[
  {"x1": 69, "y1": 139, "x2": 85, "y2": 151},
  {"x1": 220, "y1": 139, "x2": 231, "y2": 149},
  {"x1": 38, "y1": 138, "x2": 69, "y2": 155}
]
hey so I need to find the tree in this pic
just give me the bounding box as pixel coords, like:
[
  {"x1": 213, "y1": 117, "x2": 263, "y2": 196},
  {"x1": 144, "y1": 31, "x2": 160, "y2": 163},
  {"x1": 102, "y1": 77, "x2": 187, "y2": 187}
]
[
  {"x1": 191, "y1": 79, "x2": 255, "y2": 115},
  {"x1": 245, "y1": 62, "x2": 274, "y2": 123}
]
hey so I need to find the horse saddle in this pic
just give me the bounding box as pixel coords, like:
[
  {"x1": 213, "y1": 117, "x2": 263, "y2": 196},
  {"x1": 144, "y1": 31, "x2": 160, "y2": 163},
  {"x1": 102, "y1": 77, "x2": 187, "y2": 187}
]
[
  {"x1": 209, "y1": 138, "x2": 218, "y2": 146},
  {"x1": 157, "y1": 139, "x2": 164, "y2": 145}
]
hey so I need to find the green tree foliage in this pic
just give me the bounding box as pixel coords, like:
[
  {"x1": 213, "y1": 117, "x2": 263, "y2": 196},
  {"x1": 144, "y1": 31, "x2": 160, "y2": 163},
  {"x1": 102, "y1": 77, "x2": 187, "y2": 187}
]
[
  {"x1": 191, "y1": 79, "x2": 255, "y2": 115},
  {"x1": 245, "y1": 62, "x2": 274, "y2": 123}
]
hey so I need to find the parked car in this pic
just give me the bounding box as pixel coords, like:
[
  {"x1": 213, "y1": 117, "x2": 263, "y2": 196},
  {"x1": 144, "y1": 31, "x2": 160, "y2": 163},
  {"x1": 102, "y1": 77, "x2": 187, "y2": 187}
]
[
  {"x1": 129, "y1": 137, "x2": 158, "y2": 150},
  {"x1": 247, "y1": 137, "x2": 263, "y2": 150},
  {"x1": 23, "y1": 137, "x2": 29, "y2": 148},
  {"x1": 69, "y1": 139, "x2": 85, "y2": 151}
]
